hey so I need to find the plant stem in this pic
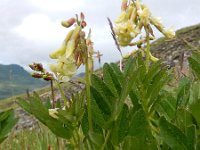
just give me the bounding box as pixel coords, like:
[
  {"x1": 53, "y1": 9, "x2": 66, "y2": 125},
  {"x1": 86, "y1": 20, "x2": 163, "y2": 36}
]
[
  {"x1": 85, "y1": 54, "x2": 93, "y2": 131},
  {"x1": 146, "y1": 41, "x2": 150, "y2": 71},
  {"x1": 50, "y1": 80, "x2": 55, "y2": 108},
  {"x1": 120, "y1": 58, "x2": 123, "y2": 71},
  {"x1": 101, "y1": 131, "x2": 111, "y2": 150},
  {"x1": 55, "y1": 80, "x2": 68, "y2": 107},
  {"x1": 56, "y1": 137, "x2": 60, "y2": 150},
  {"x1": 145, "y1": 29, "x2": 150, "y2": 72}
]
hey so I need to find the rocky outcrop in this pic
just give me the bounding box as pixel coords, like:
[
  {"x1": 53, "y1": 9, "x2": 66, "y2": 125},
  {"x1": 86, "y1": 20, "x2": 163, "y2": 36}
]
[{"x1": 152, "y1": 23, "x2": 200, "y2": 66}]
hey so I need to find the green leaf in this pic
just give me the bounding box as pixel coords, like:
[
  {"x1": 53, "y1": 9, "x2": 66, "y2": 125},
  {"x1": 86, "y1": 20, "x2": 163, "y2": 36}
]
[
  {"x1": 123, "y1": 57, "x2": 136, "y2": 76},
  {"x1": 190, "y1": 51, "x2": 200, "y2": 62},
  {"x1": 90, "y1": 87, "x2": 111, "y2": 116},
  {"x1": 0, "y1": 109, "x2": 18, "y2": 144},
  {"x1": 0, "y1": 110, "x2": 11, "y2": 122},
  {"x1": 17, "y1": 96, "x2": 73, "y2": 139},
  {"x1": 119, "y1": 58, "x2": 138, "y2": 109},
  {"x1": 88, "y1": 131, "x2": 104, "y2": 148},
  {"x1": 159, "y1": 117, "x2": 188, "y2": 150},
  {"x1": 143, "y1": 60, "x2": 163, "y2": 87},
  {"x1": 129, "y1": 90, "x2": 142, "y2": 112},
  {"x1": 189, "y1": 97, "x2": 200, "y2": 125},
  {"x1": 103, "y1": 63, "x2": 122, "y2": 97},
  {"x1": 146, "y1": 66, "x2": 170, "y2": 107},
  {"x1": 111, "y1": 104, "x2": 129, "y2": 145},
  {"x1": 188, "y1": 51, "x2": 200, "y2": 80},
  {"x1": 186, "y1": 125, "x2": 196, "y2": 150},
  {"x1": 128, "y1": 109, "x2": 152, "y2": 138},
  {"x1": 155, "y1": 92, "x2": 176, "y2": 120},
  {"x1": 90, "y1": 92, "x2": 106, "y2": 128},
  {"x1": 136, "y1": 54, "x2": 147, "y2": 81},
  {"x1": 110, "y1": 63, "x2": 124, "y2": 83},
  {"x1": 91, "y1": 74, "x2": 115, "y2": 106},
  {"x1": 190, "y1": 82, "x2": 200, "y2": 104},
  {"x1": 81, "y1": 109, "x2": 89, "y2": 135},
  {"x1": 123, "y1": 136, "x2": 157, "y2": 150},
  {"x1": 176, "y1": 77, "x2": 191, "y2": 109},
  {"x1": 175, "y1": 108, "x2": 194, "y2": 132}
]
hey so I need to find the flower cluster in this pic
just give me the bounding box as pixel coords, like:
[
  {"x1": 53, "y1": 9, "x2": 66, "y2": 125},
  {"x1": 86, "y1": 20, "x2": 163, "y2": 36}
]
[
  {"x1": 49, "y1": 13, "x2": 94, "y2": 81},
  {"x1": 114, "y1": 0, "x2": 175, "y2": 47},
  {"x1": 29, "y1": 63, "x2": 54, "y2": 81}
]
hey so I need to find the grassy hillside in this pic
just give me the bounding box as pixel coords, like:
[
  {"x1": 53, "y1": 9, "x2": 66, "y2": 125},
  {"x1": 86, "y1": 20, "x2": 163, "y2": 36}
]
[
  {"x1": 0, "y1": 64, "x2": 48, "y2": 100},
  {"x1": 151, "y1": 23, "x2": 200, "y2": 60}
]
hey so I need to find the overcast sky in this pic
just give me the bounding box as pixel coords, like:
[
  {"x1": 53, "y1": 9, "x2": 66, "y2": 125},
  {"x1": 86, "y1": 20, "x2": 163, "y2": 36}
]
[{"x1": 0, "y1": 0, "x2": 200, "y2": 71}]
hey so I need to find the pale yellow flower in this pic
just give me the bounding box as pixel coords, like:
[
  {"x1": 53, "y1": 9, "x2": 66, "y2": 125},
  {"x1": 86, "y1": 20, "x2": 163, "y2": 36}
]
[
  {"x1": 49, "y1": 108, "x2": 59, "y2": 119},
  {"x1": 115, "y1": 0, "x2": 175, "y2": 48},
  {"x1": 138, "y1": 6, "x2": 151, "y2": 26},
  {"x1": 50, "y1": 54, "x2": 77, "y2": 82},
  {"x1": 115, "y1": 11, "x2": 127, "y2": 23},
  {"x1": 163, "y1": 28, "x2": 175, "y2": 39},
  {"x1": 49, "y1": 42, "x2": 66, "y2": 59},
  {"x1": 65, "y1": 39, "x2": 76, "y2": 59},
  {"x1": 150, "y1": 16, "x2": 164, "y2": 30}
]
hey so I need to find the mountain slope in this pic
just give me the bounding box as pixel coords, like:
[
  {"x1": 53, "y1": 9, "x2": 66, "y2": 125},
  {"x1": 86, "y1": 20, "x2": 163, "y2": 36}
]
[
  {"x1": 151, "y1": 23, "x2": 200, "y2": 65},
  {"x1": 0, "y1": 64, "x2": 48, "y2": 99}
]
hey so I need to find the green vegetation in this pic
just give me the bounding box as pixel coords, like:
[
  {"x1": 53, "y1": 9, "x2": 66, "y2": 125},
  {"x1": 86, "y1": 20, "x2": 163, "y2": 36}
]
[
  {"x1": 0, "y1": 125, "x2": 66, "y2": 150},
  {"x1": 0, "y1": 109, "x2": 18, "y2": 144},
  {"x1": 17, "y1": 51, "x2": 200, "y2": 149},
  {"x1": 1, "y1": 0, "x2": 200, "y2": 149},
  {"x1": 0, "y1": 23, "x2": 200, "y2": 149}
]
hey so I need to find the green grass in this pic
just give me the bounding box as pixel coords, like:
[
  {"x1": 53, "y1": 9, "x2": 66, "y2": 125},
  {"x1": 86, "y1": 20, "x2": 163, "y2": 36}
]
[
  {"x1": 0, "y1": 80, "x2": 76, "y2": 111},
  {"x1": 0, "y1": 85, "x2": 50, "y2": 111},
  {"x1": 0, "y1": 124, "x2": 68, "y2": 150},
  {"x1": 176, "y1": 23, "x2": 200, "y2": 35}
]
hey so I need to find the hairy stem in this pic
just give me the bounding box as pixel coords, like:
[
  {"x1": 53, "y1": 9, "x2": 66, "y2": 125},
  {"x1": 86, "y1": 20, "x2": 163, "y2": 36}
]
[
  {"x1": 50, "y1": 80, "x2": 55, "y2": 108},
  {"x1": 55, "y1": 80, "x2": 68, "y2": 107},
  {"x1": 145, "y1": 35, "x2": 150, "y2": 72},
  {"x1": 85, "y1": 54, "x2": 93, "y2": 131},
  {"x1": 101, "y1": 131, "x2": 111, "y2": 150}
]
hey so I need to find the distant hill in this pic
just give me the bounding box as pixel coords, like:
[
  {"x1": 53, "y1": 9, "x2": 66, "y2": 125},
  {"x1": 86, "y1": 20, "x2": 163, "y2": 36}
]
[
  {"x1": 0, "y1": 64, "x2": 48, "y2": 100},
  {"x1": 151, "y1": 23, "x2": 200, "y2": 63}
]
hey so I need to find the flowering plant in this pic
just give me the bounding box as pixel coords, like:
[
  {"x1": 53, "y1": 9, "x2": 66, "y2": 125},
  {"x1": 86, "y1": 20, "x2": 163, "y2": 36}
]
[{"x1": 17, "y1": 0, "x2": 200, "y2": 149}]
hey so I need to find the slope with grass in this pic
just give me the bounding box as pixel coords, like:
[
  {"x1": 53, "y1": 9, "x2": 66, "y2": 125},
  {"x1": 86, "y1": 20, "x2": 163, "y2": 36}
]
[
  {"x1": 0, "y1": 64, "x2": 48, "y2": 100},
  {"x1": 151, "y1": 23, "x2": 200, "y2": 63}
]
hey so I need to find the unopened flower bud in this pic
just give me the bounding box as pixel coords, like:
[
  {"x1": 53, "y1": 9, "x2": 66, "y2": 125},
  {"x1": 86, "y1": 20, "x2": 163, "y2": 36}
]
[
  {"x1": 81, "y1": 21, "x2": 87, "y2": 28},
  {"x1": 80, "y1": 12, "x2": 85, "y2": 21},
  {"x1": 31, "y1": 73, "x2": 43, "y2": 78},
  {"x1": 121, "y1": 0, "x2": 128, "y2": 11},
  {"x1": 29, "y1": 63, "x2": 44, "y2": 72},
  {"x1": 36, "y1": 63, "x2": 44, "y2": 71},
  {"x1": 61, "y1": 18, "x2": 76, "y2": 28},
  {"x1": 43, "y1": 73, "x2": 54, "y2": 81}
]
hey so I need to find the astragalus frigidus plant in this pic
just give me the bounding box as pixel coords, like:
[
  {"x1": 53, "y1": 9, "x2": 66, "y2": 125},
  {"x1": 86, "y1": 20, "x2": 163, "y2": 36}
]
[{"x1": 17, "y1": 0, "x2": 200, "y2": 150}]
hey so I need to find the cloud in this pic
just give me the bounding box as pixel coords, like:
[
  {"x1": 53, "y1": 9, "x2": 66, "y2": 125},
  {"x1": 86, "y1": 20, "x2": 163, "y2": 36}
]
[
  {"x1": 13, "y1": 13, "x2": 65, "y2": 43},
  {"x1": 28, "y1": 0, "x2": 84, "y2": 12}
]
